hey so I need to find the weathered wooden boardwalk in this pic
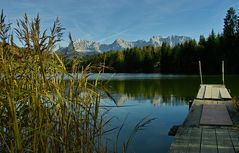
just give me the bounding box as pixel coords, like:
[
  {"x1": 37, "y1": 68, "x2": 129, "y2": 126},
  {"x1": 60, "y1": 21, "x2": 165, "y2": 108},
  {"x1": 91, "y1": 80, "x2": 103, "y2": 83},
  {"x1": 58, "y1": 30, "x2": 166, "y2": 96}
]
[
  {"x1": 200, "y1": 104, "x2": 233, "y2": 126},
  {"x1": 169, "y1": 84, "x2": 239, "y2": 153},
  {"x1": 170, "y1": 127, "x2": 239, "y2": 153},
  {"x1": 196, "y1": 84, "x2": 231, "y2": 100}
]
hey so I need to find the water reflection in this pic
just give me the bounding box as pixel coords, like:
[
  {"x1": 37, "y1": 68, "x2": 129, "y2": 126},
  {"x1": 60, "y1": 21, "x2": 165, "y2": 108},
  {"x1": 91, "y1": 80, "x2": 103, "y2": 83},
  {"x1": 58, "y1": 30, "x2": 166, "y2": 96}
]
[
  {"x1": 102, "y1": 77, "x2": 200, "y2": 153},
  {"x1": 100, "y1": 75, "x2": 239, "y2": 153},
  {"x1": 106, "y1": 77, "x2": 201, "y2": 105},
  {"x1": 109, "y1": 93, "x2": 191, "y2": 107}
]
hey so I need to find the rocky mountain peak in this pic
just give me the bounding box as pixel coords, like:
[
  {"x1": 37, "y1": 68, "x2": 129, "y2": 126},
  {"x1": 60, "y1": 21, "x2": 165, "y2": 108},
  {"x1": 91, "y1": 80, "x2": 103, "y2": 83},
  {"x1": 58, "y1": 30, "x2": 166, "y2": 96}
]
[{"x1": 57, "y1": 35, "x2": 191, "y2": 58}]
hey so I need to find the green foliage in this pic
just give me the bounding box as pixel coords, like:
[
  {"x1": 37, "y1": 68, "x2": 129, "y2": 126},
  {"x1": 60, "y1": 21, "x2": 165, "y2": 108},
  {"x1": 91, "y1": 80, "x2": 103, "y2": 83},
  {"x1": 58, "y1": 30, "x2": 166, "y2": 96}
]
[
  {"x1": 237, "y1": 16, "x2": 239, "y2": 37},
  {"x1": 223, "y1": 7, "x2": 237, "y2": 38},
  {"x1": 84, "y1": 46, "x2": 160, "y2": 73}
]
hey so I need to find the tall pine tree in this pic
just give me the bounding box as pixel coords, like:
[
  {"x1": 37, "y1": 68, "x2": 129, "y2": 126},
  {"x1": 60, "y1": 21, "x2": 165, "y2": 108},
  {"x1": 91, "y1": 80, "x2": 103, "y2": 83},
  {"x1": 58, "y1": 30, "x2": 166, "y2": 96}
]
[
  {"x1": 223, "y1": 7, "x2": 237, "y2": 38},
  {"x1": 236, "y1": 16, "x2": 239, "y2": 37}
]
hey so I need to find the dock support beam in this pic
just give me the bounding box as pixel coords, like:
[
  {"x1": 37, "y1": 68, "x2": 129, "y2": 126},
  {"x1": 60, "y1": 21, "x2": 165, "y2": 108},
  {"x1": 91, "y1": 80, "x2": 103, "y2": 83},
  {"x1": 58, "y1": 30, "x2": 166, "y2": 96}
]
[
  {"x1": 222, "y1": 61, "x2": 224, "y2": 85},
  {"x1": 199, "y1": 61, "x2": 203, "y2": 84}
]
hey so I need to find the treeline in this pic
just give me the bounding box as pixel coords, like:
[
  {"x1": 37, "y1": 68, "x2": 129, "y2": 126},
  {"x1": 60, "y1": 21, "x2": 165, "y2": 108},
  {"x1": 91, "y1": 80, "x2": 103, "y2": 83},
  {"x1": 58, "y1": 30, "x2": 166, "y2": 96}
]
[
  {"x1": 83, "y1": 46, "x2": 160, "y2": 73},
  {"x1": 81, "y1": 7, "x2": 239, "y2": 74}
]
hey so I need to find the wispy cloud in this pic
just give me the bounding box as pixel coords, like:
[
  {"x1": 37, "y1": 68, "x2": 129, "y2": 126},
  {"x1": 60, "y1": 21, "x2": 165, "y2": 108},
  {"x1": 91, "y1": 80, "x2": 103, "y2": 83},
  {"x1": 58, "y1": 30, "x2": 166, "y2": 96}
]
[
  {"x1": 98, "y1": 28, "x2": 129, "y2": 43},
  {"x1": 2, "y1": 0, "x2": 239, "y2": 45}
]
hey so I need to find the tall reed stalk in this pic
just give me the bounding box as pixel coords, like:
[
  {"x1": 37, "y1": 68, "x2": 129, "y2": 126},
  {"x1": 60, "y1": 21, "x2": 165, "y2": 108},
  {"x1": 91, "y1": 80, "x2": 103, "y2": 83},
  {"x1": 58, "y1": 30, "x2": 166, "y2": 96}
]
[{"x1": 0, "y1": 11, "x2": 106, "y2": 153}]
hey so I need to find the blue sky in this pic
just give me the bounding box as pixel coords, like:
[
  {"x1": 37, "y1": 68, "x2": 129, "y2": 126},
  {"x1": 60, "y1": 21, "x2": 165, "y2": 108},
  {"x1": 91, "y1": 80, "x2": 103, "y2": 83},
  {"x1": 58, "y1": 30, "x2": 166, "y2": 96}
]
[{"x1": 1, "y1": 0, "x2": 239, "y2": 46}]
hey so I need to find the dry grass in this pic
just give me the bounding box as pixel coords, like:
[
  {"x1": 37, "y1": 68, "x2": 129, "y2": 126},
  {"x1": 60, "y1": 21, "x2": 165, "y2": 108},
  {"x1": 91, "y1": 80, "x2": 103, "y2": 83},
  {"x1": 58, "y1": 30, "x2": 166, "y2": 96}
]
[
  {"x1": 0, "y1": 11, "x2": 155, "y2": 153},
  {"x1": 232, "y1": 96, "x2": 239, "y2": 111},
  {"x1": 0, "y1": 11, "x2": 107, "y2": 153}
]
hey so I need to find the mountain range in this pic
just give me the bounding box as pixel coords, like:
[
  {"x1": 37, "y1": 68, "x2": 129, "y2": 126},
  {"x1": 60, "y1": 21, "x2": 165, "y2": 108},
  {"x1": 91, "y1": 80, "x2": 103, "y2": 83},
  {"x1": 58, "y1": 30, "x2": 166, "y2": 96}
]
[{"x1": 57, "y1": 35, "x2": 191, "y2": 58}]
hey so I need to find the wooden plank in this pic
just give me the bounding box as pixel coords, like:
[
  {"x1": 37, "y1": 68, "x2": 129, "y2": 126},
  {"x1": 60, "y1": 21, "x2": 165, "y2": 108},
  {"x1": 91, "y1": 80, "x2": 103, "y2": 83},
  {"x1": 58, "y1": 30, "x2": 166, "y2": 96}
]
[
  {"x1": 204, "y1": 86, "x2": 212, "y2": 99},
  {"x1": 220, "y1": 88, "x2": 232, "y2": 99},
  {"x1": 201, "y1": 128, "x2": 217, "y2": 153},
  {"x1": 187, "y1": 128, "x2": 201, "y2": 153},
  {"x1": 188, "y1": 141, "x2": 201, "y2": 153},
  {"x1": 197, "y1": 85, "x2": 205, "y2": 99},
  {"x1": 183, "y1": 104, "x2": 202, "y2": 127},
  {"x1": 169, "y1": 127, "x2": 191, "y2": 153},
  {"x1": 202, "y1": 128, "x2": 217, "y2": 145},
  {"x1": 169, "y1": 127, "x2": 239, "y2": 153},
  {"x1": 211, "y1": 87, "x2": 220, "y2": 99},
  {"x1": 228, "y1": 129, "x2": 239, "y2": 153},
  {"x1": 216, "y1": 128, "x2": 235, "y2": 153},
  {"x1": 196, "y1": 84, "x2": 232, "y2": 100},
  {"x1": 200, "y1": 104, "x2": 233, "y2": 126}
]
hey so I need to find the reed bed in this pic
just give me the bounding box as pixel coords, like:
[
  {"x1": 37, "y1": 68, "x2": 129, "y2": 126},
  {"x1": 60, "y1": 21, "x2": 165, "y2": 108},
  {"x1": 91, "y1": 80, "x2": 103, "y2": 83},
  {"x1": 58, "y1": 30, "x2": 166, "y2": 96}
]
[
  {"x1": 0, "y1": 11, "x2": 107, "y2": 153},
  {"x1": 0, "y1": 11, "x2": 156, "y2": 153}
]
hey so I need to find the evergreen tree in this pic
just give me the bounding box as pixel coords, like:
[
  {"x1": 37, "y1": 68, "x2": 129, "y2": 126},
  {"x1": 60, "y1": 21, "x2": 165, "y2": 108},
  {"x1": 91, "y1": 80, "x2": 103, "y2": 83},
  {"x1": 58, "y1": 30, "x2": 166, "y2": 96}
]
[
  {"x1": 223, "y1": 7, "x2": 237, "y2": 38},
  {"x1": 199, "y1": 35, "x2": 206, "y2": 46},
  {"x1": 236, "y1": 16, "x2": 239, "y2": 37}
]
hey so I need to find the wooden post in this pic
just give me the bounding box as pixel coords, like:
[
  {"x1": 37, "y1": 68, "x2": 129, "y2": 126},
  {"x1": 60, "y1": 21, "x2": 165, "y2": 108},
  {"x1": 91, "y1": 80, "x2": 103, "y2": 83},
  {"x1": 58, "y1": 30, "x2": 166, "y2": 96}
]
[
  {"x1": 222, "y1": 60, "x2": 224, "y2": 85},
  {"x1": 199, "y1": 61, "x2": 203, "y2": 84}
]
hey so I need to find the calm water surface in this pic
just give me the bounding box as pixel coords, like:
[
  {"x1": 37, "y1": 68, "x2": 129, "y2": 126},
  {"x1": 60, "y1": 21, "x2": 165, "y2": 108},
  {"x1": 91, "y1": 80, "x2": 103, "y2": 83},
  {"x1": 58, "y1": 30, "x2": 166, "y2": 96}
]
[{"x1": 99, "y1": 74, "x2": 239, "y2": 153}]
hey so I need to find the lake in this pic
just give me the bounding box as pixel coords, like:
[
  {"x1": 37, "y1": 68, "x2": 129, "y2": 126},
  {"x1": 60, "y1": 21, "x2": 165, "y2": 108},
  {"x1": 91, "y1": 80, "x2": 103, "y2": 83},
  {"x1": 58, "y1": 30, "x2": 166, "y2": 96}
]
[{"x1": 98, "y1": 74, "x2": 239, "y2": 153}]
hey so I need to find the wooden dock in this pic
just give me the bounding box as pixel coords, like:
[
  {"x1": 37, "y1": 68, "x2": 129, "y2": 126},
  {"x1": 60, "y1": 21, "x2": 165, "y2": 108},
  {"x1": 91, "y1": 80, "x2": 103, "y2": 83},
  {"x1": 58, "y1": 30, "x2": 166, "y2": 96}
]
[
  {"x1": 200, "y1": 104, "x2": 233, "y2": 126},
  {"x1": 170, "y1": 127, "x2": 239, "y2": 153},
  {"x1": 169, "y1": 84, "x2": 239, "y2": 153},
  {"x1": 196, "y1": 84, "x2": 231, "y2": 100}
]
